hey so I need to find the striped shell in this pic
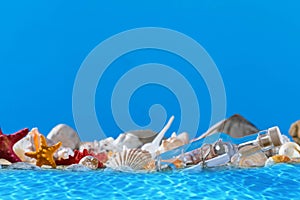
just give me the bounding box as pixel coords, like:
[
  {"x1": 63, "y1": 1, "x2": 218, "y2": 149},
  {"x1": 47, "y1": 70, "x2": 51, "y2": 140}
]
[{"x1": 105, "y1": 148, "x2": 154, "y2": 171}]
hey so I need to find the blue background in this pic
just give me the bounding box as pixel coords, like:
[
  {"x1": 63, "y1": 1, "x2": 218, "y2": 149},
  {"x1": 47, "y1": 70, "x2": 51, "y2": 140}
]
[{"x1": 0, "y1": 1, "x2": 299, "y2": 141}]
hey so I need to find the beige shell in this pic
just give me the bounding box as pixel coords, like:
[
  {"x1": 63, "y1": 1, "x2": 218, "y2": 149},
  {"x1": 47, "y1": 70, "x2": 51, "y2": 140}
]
[
  {"x1": 157, "y1": 132, "x2": 189, "y2": 154},
  {"x1": 232, "y1": 145, "x2": 267, "y2": 168},
  {"x1": 289, "y1": 120, "x2": 300, "y2": 145},
  {"x1": 79, "y1": 156, "x2": 99, "y2": 170},
  {"x1": 279, "y1": 142, "x2": 300, "y2": 158},
  {"x1": 0, "y1": 159, "x2": 11, "y2": 166},
  {"x1": 105, "y1": 148, "x2": 154, "y2": 171}
]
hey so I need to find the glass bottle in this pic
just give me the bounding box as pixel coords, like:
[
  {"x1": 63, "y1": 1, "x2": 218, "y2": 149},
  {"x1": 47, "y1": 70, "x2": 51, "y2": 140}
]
[
  {"x1": 157, "y1": 126, "x2": 283, "y2": 170},
  {"x1": 235, "y1": 126, "x2": 283, "y2": 153},
  {"x1": 230, "y1": 126, "x2": 283, "y2": 167}
]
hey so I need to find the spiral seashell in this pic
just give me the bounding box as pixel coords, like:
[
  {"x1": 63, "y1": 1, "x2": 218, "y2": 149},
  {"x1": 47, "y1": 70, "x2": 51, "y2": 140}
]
[
  {"x1": 278, "y1": 142, "x2": 300, "y2": 158},
  {"x1": 105, "y1": 148, "x2": 154, "y2": 172},
  {"x1": 13, "y1": 128, "x2": 41, "y2": 162}
]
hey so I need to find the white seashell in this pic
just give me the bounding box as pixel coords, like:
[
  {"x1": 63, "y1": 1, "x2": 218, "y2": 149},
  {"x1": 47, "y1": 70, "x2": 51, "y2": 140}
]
[
  {"x1": 13, "y1": 134, "x2": 34, "y2": 162},
  {"x1": 98, "y1": 137, "x2": 117, "y2": 152},
  {"x1": 281, "y1": 135, "x2": 290, "y2": 144},
  {"x1": 105, "y1": 148, "x2": 154, "y2": 171},
  {"x1": 113, "y1": 133, "x2": 143, "y2": 151},
  {"x1": 141, "y1": 116, "x2": 174, "y2": 158},
  {"x1": 265, "y1": 157, "x2": 276, "y2": 167},
  {"x1": 47, "y1": 124, "x2": 81, "y2": 150},
  {"x1": 55, "y1": 147, "x2": 74, "y2": 160},
  {"x1": 13, "y1": 128, "x2": 40, "y2": 162},
  {"x1": 279, "y1": 142, "x2": 300, "y2": 158},
  {"x1": 79, "y1": 142, "x2": 95, "y2": 152},
  {"x1": 79, "y1": 140, "x2": 103, "y2": 153}
]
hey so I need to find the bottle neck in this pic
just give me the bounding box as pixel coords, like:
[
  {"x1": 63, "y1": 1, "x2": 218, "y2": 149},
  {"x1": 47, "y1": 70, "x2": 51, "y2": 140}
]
[
  {"x1": 257, "y1": 133, "x2": 272, "y2": 148},
  {"x1": 237, "y1": 126, "x2": 282, "y2": 152},
  {"x1": 237, "y1": 130, "x2": 267, "y2": 149}
]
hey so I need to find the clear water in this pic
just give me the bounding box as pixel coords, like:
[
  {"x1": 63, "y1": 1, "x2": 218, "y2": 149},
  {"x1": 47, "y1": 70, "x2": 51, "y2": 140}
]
[{"x1": 0, "y1": 164, "x2": 299, "y2": 200}]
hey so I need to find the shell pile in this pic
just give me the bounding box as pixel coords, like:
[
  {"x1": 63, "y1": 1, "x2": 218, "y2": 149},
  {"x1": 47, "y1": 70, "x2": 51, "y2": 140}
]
[{"x1": 105, "y1": 148, "x2": 154, "y2": 172}]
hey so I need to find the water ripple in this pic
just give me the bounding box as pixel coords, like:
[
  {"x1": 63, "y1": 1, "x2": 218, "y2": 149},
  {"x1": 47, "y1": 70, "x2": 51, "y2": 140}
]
[{"x1": 0, "y1": 164, "x2": 300, "y2": 199}]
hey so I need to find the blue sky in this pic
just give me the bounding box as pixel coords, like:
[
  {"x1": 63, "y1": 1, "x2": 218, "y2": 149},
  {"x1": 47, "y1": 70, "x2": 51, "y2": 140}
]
[{"x1": 0, "y1": 1, "x2": 299, "y2": 141}]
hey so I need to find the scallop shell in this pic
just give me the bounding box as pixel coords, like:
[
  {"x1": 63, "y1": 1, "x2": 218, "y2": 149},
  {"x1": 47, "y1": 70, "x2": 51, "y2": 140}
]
[
  {"x1": 105, "y1": 148, "x2": 154, "y2": 171},
  {"x1": 143, "y1": 160, "x2": 156, "y2": 171}
]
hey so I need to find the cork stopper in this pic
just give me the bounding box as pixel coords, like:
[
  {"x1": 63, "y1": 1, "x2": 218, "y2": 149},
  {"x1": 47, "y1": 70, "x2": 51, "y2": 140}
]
[
  {"x1": 268, "y1": 126, "x2": 283, "y2": 147},
  {"x1": 259, "y1": 135, "x2": 272, "y2": 147}
]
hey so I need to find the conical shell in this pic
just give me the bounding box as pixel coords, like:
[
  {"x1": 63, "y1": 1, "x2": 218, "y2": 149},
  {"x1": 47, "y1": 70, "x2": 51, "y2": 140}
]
[{"x1": 105, "y1": 148, "x2": 154, "y2": 171}]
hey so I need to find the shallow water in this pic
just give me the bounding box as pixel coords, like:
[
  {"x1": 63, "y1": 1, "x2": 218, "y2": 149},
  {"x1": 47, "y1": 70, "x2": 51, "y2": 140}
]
[{"x1": 0, "y1": 164, "x2": 299, "y2": 200}]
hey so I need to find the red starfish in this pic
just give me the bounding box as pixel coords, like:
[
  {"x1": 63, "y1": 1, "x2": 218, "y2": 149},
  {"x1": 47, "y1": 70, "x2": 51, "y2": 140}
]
[
  {"x1": 0, "y1": 128, "x2": 29, "y2": 163},
  {"x1": 56, "y1": 149, "x2": 104, "y2": 168}
]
